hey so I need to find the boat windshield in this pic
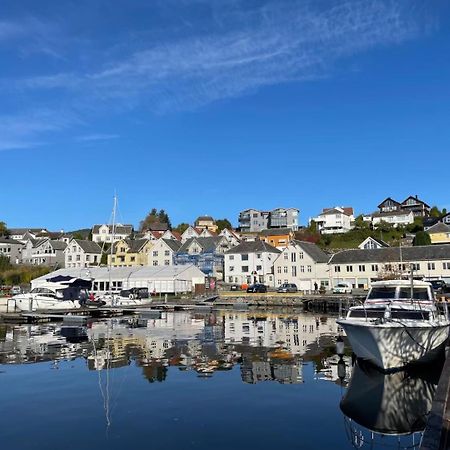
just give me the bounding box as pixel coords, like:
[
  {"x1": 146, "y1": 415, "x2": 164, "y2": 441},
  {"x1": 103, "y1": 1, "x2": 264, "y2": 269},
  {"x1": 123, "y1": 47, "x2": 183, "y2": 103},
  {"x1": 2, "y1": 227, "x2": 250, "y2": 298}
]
[
  {"x1": 398, "y1": 287, "x2": 430, "y2": 301},
  {"x1": 367, "y1": 287, "x2": 396, "y2": 300}
]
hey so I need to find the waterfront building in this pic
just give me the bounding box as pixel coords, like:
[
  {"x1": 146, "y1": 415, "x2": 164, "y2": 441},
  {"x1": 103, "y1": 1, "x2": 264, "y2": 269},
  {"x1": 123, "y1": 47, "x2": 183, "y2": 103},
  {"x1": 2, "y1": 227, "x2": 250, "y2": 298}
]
[
  {"x1": 272, "y1": 240, "x2": 330, "y2": 291},
  {"x1": 0, "y1": 238, "x2": 24, "y2": 264},
  {"x1": 224, "y1": 240, "x2": 280, "y2": 285},
  {"x1": 91, "y1": 224, "x2": 133, "y2": 243},
  {"x1": 329, "y1": 244, "x2": 450, "y2": 288},
  {"x1": 194, "y1": 216, "x2": 218, "y2": 233},
  {"x1": 258, "y1": 228, "x2": 295, "y2": 249},
  {"x1": 31, "y1": 265, "x2": 207, "y2": 294},
  {"x1": 311, "y1": 207, "x2": 354, "y2": 234},
  {"x1": 108, "y1": 238, "x2": 153, "y2": 267},
  {"x1": 358, "y1": 237, "x2": 389, "y2": 250},
  {"x1": 147, "y1": 238, "x2": 182, "y2": 267},
  {"x1": 64, "y1": 239, "x2": 102, "y2": 268},
  {"x1": 426, "y1": 222, "x2": 450, "y2": 245},
  {"x1": 175, "y1": 236, "x2": 231, "y2": 279},
  {"x1": 238, "y1": 208, "x2": 299, "y2": 232}
]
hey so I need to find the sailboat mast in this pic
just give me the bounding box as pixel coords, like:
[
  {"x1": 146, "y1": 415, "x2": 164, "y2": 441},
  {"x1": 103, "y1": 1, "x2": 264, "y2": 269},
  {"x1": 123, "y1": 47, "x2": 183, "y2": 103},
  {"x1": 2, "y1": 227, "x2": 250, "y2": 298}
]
[{"x1": 109, "y1": 194, "x2": 117, "y2": 296}]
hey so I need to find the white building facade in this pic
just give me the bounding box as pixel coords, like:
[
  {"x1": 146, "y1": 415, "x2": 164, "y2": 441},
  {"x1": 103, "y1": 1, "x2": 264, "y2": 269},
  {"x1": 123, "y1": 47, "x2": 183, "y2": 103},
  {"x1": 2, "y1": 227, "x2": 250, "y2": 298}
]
[{"x1": 64, "y1": 239, "x2": 102, "y2": 268}]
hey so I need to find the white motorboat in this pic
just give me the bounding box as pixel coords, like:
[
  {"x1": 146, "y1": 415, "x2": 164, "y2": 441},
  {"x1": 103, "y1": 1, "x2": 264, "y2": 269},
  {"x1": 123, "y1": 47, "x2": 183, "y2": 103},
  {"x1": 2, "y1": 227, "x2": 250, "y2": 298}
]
[
  {"x1": 337, "y1": 280, "x2": 450, "y2": 371},
  {"x1": 13, "y1": 277, "x2": 92, "y2": 311}
]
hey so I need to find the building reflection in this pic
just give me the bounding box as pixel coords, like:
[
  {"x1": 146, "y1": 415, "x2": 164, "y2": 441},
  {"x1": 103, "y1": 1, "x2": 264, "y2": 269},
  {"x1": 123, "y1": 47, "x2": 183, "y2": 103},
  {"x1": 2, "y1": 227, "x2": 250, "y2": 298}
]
[{"x1": 0, "y1": 310, "x2": 343, "y2": 385}]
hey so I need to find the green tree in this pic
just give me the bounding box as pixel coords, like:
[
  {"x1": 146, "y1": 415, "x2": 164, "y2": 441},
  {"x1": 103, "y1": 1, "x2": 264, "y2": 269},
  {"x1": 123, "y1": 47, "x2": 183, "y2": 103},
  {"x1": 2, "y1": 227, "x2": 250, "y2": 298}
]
[
  {"x1": 140, "y1": 208, "x2": 171, "y2": 231},
  {"x1": 430, "y1": 206, "x2": 441, "y2": 218},
  {"x1": 413, "y1": 231, "x2": 431, "y2": 246},
  {"x1": 374, "y1": 220, "x2": 393, "y2": 233},
  {"x1": 215, "y1": 218, "x2": 232, "y2": 232},
  {"x1": 0, "y1": 221, "x2": 8, "y2": 236},
  {"x1": 174, "y1": 223, "x2": 189, "y2": 234},
  {"x1": 308, "y1": 220, "x2": 317, "y2": 233},
  {"x1": 406, "y1": 217, "x2": 424, "y2": 233},
  {"x1": 0, "y1": 254, "x2": 12, "y2": 271},
  {"x1": 354, "y1": 215, "x2": 370, "y2": 231}
]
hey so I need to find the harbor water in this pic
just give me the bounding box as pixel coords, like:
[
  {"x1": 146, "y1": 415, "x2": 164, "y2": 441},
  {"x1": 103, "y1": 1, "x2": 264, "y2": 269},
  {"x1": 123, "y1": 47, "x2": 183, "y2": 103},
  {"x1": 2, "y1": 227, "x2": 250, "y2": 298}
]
[{"x1": 0, "y1": 309, "x2": 444, "y2": 450}]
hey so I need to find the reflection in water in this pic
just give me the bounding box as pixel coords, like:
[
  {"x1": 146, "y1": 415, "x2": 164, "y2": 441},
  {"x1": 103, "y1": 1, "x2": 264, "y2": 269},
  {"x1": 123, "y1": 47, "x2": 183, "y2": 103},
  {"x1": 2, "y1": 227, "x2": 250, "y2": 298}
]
[
  {"x1": 340, "y1": 358, "x2": 444, "y2": 449},
  {"x1": 0, "y1": 310, "x2": 340, "y2": 385}
]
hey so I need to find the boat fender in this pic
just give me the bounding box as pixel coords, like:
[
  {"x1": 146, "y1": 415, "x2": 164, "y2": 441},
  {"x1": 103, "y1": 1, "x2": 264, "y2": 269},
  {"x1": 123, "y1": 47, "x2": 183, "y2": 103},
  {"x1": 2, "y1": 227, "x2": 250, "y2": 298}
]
[{"x1": 129, "y1": 293, "x2": 134, "y2": 300}]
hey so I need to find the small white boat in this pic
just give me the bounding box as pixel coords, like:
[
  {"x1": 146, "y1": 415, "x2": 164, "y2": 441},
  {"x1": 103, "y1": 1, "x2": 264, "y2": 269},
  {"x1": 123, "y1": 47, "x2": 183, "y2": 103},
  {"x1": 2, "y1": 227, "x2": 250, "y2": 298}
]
[
  {"x1": 337, "y1": 280, "x2": 450, "y2": 371},
  {"x1": 13, "y1": 277, "x2": 91, "y2": 312}
]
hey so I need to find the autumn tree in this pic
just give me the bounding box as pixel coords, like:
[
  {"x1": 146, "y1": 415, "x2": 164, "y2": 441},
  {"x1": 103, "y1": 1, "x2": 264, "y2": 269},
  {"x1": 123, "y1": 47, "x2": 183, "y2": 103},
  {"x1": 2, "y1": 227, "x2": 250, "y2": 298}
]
[
  {"x1": 215, "y1": 218, "x2": 232, "y2": 232},
  {"x1": 0, "y1": 221, "x2": 8, "y2": 236},
  {"x1": 139, "y1": 209, "x2": 172, "y2": 231},
  {"x1": 174, "y1": 223, "x2": 189, "y2": 234}
]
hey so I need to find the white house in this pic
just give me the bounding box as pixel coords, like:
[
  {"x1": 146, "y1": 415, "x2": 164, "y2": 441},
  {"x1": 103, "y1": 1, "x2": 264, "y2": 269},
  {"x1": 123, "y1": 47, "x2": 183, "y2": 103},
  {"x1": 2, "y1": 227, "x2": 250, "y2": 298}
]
[
  {"x1": 181, "y1": 226, "x2": 201, "y2": 243},
  {"x1": 273, "y1": 241, "x2": 330, "y2": 291},
  {"x1": 370, "y1": 210, "x2": 414, "y2": 227},
  {"x1": 311, "y1": 207, "x2": 354, "y2": 234},
  {"x1": 358, "y1": 237, "x2": 389, "y2": 250},
  {"x1": 65, "y1": 239, "x2": 102, "y2": 268},
  {"x1": 148, "y1": 238, "x2": 182, "y2": 267},
  {"x1": 92, "y1": 224, "x2": 133, "y2": 243},
  {"x1": 8, "y1": 228, "x2": 50, "y2": 243},
  {"x1": 224, "y1": 241, "x2": 280, "y2": 285},
  {"x1": 329, "y1": 244, "x2": 450, "y2": 288},
  {"x1": 219, "y1": 228, "x2": 241, "y2": 247}
]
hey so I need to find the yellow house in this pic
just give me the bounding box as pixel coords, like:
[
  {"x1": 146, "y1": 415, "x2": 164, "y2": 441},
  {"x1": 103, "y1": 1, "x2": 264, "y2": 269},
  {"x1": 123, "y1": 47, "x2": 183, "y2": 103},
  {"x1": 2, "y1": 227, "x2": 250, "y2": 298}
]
[
  {"x1": 427, "y1": 222, "x2": 450, "y2": 245},
  {"x1": 108, "y1": 239, "x2": 153, "y2": 267},
  {"x1": 258, "y1": 228, "x2": 295, "y2": 248},
  {"x1": 194, "y1": 216, "x2": 218, "y2": 233}
]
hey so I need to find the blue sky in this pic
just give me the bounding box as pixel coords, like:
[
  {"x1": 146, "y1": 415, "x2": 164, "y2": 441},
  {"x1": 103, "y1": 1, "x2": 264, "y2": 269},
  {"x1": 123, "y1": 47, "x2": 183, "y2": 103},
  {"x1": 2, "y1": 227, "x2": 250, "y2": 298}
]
[{"x1": 1, "y1": 0, "x2": 449, "y2": 231}]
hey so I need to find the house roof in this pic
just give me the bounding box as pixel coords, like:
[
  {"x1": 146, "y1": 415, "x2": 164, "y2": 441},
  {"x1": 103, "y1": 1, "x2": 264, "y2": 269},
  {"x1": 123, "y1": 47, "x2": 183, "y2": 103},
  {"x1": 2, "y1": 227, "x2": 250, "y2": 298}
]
[
  {"x1": 8, "y1": 228, "x2": 48, "y2": 235},
  {"x1": 147, "y1": 222, "x2": 169, "y2": 232},
  {"x1": 259, "y1": 228, "x2": 293, "y2": 236},
  {"x1": 359, "y1": 236, "x2": 390, "y2": 248},
  {"x1": 72, "y1": 239, "x2": 102, "y2": 254},
  {"x1": 321, "y1": 207, "x2": 354, "y2": 216},
  {"x1": 195, "y1": 216, "x2": 214, "y2": 222},
  {"x1": 377, "y1": 197, "x2": 401, "y2": 209},
  {"x1": 225, "y1": 240, "x2": 281, "y2": 255},
  {"x1": 371, "y1": 210, "x2": 413, "y2": 218},
  {"x1": 0, "y1": 238, "x2": 24, "y2": 246},
  {"x1": 171, "y1": 231, "x2": 182, "y2": 241},
  {"x1": 162, "y1": 239, "x2": 182, "y2": 252},
  {"x1": 401, "y1": 195, "x2": 430, "y2": 208},
  {"x1": 48, "y1": 240, "x2": 67, "y2": 251},
  {"x1": 329, "y1": 245, "x2": 450, "y2": 264},
  {"x1": 92, "y1": 224, "x2": 133, "y2": 234},
  {"x1": 292, "y1": 240, "x2": 329, "y2": 263},
  {"x1": 178, "y1": 236, "x2": 223, "y2": 254},
  {"x1": 426, "y1": 222, "x2": 450, "y2": 234}
]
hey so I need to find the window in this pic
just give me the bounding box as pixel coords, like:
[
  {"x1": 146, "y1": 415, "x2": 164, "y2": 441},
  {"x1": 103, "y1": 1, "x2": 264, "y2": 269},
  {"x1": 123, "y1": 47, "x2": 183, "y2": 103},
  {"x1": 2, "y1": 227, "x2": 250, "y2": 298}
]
[
  {"x1": 411, "y1": 263, "x2": 420, "y2": 271},
  {"x1": 164, "y1": 250, "x2": 170, "y2": 256},
  {"x1": 335, "y1": 266, "x2": 341, "y2": 273},
  {"x1": 346, "y1": 265, "x2": 353, "y2": 272},
  {"x1": 256, "y1": 253, "x2": 261, "y2": 259},
  {"x1": 307, "y1": 265, "x2": 312, "y2": 272},
  {"x1": 283, "y1": 266, "x2": 288, "y2": 274},
  {"x1": 443, "y1": 262, "x2": 450, "y2": 270},
  {"x1": 153, "y1": 261, "x2": 158, "y2": 266},
  {"x1": 76, "y1": 255, "x2": 80, "y2": 261},
  {"x1": 68, "y1": 255, "x2": 72, "y2": 262},
  {"x1": 86, "y1": 255, "x2": 90, "y2": 262},
  {"x1": 242, "y1": 266, "x2": 249, "y2": 273},
  {"x1": 299, "y1": 252, "x2": 304, "y2": 259},
  {"x1": 229, "y1": 255, "x2": 234, "y2": 260},
  {"x1": 153, "y1": 251, "x2": 158, "y2": 257},
  {"x1": 94, "y1": 256, "x2": 98, "y2": 263},
  {"x1": 256, "y1": 265, "x2": 262, "y2": 271},
  {"x1": 428, "y1": 262, "x2": 435, "y2": 271},
  {"x1": 130, "y1": 256, "x2": 135, "y2": 262},
  {"x1": 292, "y1": 266, "x2": 297, "y2": 277},
  {"x1": 277, "y1": 266, "x2": 282, "y2": 274},
  {"x1": 284, "y1": 253, "x2": 288, "y2": 260},
  {"x1": 371, "y1": 264, "x2": 378, "y2": 272},
  {"x1": 300, "y1": 266, "x2": 305, "y2": 273},
  {"x1": 291, "y1": 253, "x2": 296, "y2": 263},
  {"x1": 242, "y1": 254, "x2": 248, "y2": 261},
  {"x1": 359, "y1": 265, "x2": 365, "y2": 272},
  {"x1": 164, "y1": 260, "x2": 170, "y2": 265},
  {"x1": 229, "y1": 266, "x2": 234, "y2": 272}
]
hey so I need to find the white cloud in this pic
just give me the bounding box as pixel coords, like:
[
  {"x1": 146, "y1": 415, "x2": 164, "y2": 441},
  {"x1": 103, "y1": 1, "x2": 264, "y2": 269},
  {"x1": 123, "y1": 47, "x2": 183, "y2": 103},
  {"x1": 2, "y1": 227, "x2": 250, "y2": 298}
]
[{"x1": 76, "y1": 133, "x2": 119, "y2": 142}]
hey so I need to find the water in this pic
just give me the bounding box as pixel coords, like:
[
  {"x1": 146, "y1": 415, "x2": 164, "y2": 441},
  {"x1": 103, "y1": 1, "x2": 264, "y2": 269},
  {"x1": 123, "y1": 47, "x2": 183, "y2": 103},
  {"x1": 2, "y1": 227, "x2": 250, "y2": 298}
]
[{"x1": 0, "y1": 309, "x2": 443, "y2": 450}]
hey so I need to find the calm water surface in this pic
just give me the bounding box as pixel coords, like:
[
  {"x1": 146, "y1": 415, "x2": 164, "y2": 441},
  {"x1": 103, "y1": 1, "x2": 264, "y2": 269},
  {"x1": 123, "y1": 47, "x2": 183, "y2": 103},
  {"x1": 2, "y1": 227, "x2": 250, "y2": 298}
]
[{"x1": 0, "y1": 309, "x2": 442, "y2": 450}]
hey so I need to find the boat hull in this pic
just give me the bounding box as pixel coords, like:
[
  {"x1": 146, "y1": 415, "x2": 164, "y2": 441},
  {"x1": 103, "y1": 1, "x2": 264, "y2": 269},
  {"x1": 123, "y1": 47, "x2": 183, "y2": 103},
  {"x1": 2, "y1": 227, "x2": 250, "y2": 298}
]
[
  {"x1": 13, "y1": 296, "x2": 81, "y2": 312},
  {"x1": 337, "y1": 319, "x2": 449, "y2": 370}
]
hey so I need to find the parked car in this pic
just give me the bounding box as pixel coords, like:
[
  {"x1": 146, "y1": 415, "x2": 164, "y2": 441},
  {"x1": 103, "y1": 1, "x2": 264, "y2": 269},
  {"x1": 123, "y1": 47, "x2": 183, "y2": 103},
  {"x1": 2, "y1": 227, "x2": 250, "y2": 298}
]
[
  {"x1": 277, "y1": 283, "x2": 298, "y2": 293},
  {"x1": 10, "y1": 286, "x2": 21, "y2": 295},
  {"x1": 247, "y1": 284, "x2": 267, "y2": 293},
  {"x1": 332, "y1": 283, "x2": 352, "y2": 294},
  {"x1": 119, "y1": 287, "x2": 149, "y2": 299}
]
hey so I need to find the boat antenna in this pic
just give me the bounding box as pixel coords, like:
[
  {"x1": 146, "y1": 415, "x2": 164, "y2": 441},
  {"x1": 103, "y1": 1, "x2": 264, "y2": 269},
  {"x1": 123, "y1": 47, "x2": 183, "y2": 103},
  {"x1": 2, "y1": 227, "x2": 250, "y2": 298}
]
[{"x1": 399, "y1": 242, "x2": 403, "y2": 278}]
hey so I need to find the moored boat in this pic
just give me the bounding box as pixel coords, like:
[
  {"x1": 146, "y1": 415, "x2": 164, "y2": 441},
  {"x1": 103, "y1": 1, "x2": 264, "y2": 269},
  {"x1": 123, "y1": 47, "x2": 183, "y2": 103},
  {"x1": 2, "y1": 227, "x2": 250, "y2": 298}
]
[{"x1": 337, "y1": 279, "x2": 450, "y2": 371}]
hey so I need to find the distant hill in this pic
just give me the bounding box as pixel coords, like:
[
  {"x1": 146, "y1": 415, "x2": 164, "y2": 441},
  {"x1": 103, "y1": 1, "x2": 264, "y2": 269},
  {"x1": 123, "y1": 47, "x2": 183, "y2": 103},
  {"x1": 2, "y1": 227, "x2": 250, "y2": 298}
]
[{"x1": 67, "y1": 228, "x2": 91, "y2": 240}]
